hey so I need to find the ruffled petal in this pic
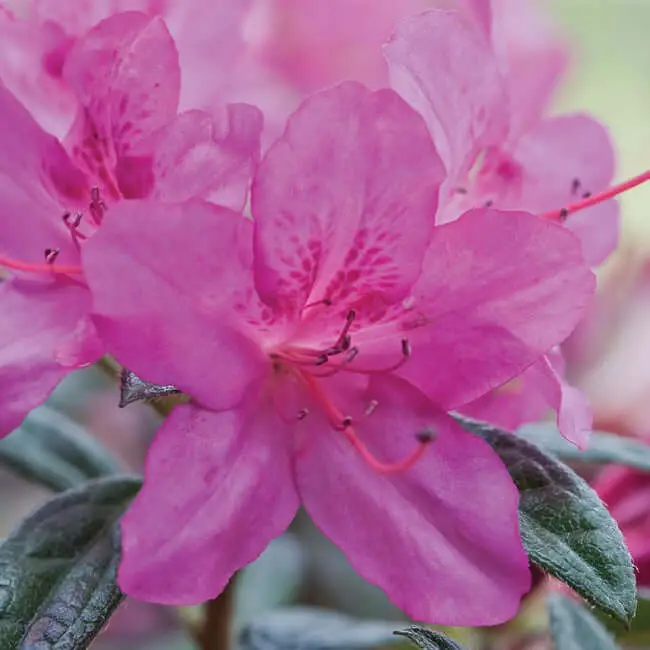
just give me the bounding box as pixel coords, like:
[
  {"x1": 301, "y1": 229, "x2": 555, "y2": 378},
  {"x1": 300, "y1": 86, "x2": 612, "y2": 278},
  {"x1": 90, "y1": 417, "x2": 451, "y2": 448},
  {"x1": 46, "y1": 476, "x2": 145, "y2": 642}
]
[
  {"x1": 252, "y1": 81, "x2": 444, "y2": 317},
  {"x1": 118, "y1": 399, "x2": 299, "y2": 604},
  {"x1": 295, "y1": 375, "x2": 530, "y2": 625}
]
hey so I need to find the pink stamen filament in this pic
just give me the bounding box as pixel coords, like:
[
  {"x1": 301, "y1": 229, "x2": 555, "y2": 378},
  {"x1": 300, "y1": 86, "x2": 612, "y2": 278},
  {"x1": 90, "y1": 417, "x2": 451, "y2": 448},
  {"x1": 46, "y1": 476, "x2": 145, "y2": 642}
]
[
  {"x1": 0, "y1": 252, "x2": 82, "y2": 275},
  {"x1": 298, "y1": 370, "x2": 429, "y2": 475},
  {"x1": 541, "y1": 169, "x2": 650, "y2": 222}
]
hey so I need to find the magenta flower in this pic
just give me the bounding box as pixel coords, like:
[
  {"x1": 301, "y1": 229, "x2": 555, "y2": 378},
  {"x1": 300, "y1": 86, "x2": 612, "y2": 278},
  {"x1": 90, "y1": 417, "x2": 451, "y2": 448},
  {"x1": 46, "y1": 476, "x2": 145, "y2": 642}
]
[
  {"x1": 383, "y1": 6, "x2": 617, "y2": 445},
  {"x1": 0, "y1": 0, "x2": 252, "y2": 137},
  {"x1": 83, "y1": 83, "x2": 595, "y2": 623},
  {"x1": 0, "y1": 11, "x2": 261, "y2": 437},
  {"x1": 384, "y1": 8, "x2": 618, "y2": 267}
]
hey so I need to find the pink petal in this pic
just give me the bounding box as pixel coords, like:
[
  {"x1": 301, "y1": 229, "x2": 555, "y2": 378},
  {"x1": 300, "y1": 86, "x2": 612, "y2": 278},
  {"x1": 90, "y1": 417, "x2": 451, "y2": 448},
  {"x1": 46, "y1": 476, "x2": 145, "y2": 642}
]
[
  {"x1": 0, "y1": 277, "x2": 101, "y2": 437},
  {"x1": 143, "y1": 103, "x2": 262, "y2": 211},
  {"x1": 118, "y1": 400, "x2": 299, "y2": 604},
  {"x1": 0, "y1": 83, "x2": 86, "y2": 263},
  {"x1": 162, "y1": 0, "x2": 252, "y2": 111},
  {"x1": 523, "y1": 352, "x2": 592, "y2": 449},
  {"x1": 460, "y1": 351, "x2": 592, "y2": 447},
  {"x1": 0, "y1": 13, "x2": 77, "y2": 139},
  {"x1": 252, "y1": 81, "x2": 444, "y2": 316},
  {"x1": 401, "y1": 208, "x2": 595, "y2": 410},
  {"x1": 460, "y1": 371, "x2": 548, "y2": 432},
  {"x1": 384, "y1": 10, "x2": 508, "y2": 180},
  {"x1": 488, "y1": 0, "x2": 568, "y2": 135},
  {"x1": 295, "y1": 375, "x2": 530, "y2": 625},
  {"x1": 512, "y1": 114, "x2": 618, "y2": 266},
  {"x1": 81, "y1": 199, "x2": 267, "y2": 411},
  {"x1": 62, "y1": 11, "x2": 180, "y2": 196}
]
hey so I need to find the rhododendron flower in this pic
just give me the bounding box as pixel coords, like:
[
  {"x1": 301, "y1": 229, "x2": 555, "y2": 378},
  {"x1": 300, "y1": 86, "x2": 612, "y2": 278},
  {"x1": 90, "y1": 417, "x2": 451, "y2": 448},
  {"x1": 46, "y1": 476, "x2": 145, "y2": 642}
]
[
  {"x1": 384, "y1": 8, "x2": 618, "y2": 267},
  {"x1": 595, "y1": 466, "x2": 650, "y2": 589},
  {"x1": 0, "y1": 12, "x2": 261, "y2": 437},
  {"x1": 83, "y1": 82, "x2": 595, "y2": 623},
  {"x1": 383, "y1": 6, "x2": 618, "y2": 445},
  {"x1": 0, "y1": 0, "x2": 252, "y2": 138}
]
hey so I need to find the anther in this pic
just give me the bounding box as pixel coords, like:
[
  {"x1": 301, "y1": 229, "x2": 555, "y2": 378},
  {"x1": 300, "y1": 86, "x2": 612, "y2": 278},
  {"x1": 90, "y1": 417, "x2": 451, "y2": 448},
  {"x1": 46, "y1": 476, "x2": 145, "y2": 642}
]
[
  {"x1": 63, "y1": 211, "x2": 82, "y2": 228},
  {"x1": 341, "y1": 416, "x2": 353, "y2": 429},
  {"x1": 484, "y1": 200, "x2": 494, "y2": 208},
  {"x1": 44, "y1": 248, "x2": 60, "y2": 264},
  {"x1": 401, "y1": 338, "x2": 411, "y2": 358},
  {"x1": 89, "y1": 186, "x2": 107, "y2": 225},
  {"x1": 297, "y1": 408, "x2": 310, "y2": 421},
  {"x1": 346, "y1": 347, "x2": 359, "y2": 363},
  {"x1": 559, "y1": 208, "x2": 569, "y2": 222},
  {"x1": 315, "y1": 354, "x2": 329, "y2": 366},
  {"x1": 455, "y1": 187, "x2": 468, "y2": 195},
  {"x1": 582, "y1": 191, "x2": 592, "y2": 199},
  {"x1": 304, "y1": 297, "x2": 333, "y2": 309},
  {"x1": 364, "y1": 400, "x2": 379, "y2": 417},
  {"x1": 571, "y1": 178, "x2": 581, "y2": 195},
  {"x1": 416, "y1": 427, "x2": 435, "y2": 443}
]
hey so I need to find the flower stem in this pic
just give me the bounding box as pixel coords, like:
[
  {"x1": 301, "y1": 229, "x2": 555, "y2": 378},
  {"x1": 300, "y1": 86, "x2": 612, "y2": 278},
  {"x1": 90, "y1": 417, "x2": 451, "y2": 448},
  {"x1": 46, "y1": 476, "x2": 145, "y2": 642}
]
[{"x1": 198, "y1": 576, "x2": 238, "y2": 650}]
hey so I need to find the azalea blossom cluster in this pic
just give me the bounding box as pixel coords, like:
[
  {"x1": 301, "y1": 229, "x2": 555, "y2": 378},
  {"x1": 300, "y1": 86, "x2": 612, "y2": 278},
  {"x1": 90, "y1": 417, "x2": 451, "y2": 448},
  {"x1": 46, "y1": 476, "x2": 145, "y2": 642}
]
[{"x1": 0, "y1": 0, "x2": 645, "y2": 627}]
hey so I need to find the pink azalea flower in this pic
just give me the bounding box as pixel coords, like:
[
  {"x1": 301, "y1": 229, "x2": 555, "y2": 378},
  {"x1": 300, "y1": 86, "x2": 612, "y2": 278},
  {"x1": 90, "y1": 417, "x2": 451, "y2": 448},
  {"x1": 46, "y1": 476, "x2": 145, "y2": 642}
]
[
  {"x1": 595, "y1": 465, "x2": 650, "y2": 589},
  {"x1": 383, "y1": 6, "x2": 618, "y2": 445},
  {"x1": 0, "y1": 0, "x2": 252, "y2": 137},
  {"x1": 383, "y1": 8, "x2": 619, "y2": 267},
  {"x1": 0, "y1": 12, "x2": 261, "y2": 437},
  {"x1": 82, "y1": 82, "x2": 595, "y2": 623}
]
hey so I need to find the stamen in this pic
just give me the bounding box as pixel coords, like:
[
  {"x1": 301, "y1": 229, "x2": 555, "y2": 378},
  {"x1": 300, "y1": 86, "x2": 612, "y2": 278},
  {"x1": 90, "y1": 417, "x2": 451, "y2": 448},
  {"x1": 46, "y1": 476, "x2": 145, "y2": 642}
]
[
  {"x1": 0, "y1": 252, "x2": 82, "y2": 275},
  {"x1": 89, "y1": 186, "x2": 107, "y2": 225},
  {"x1": 571, "y1": 178, "x2": 581, "y2": 195},
  {"x1": 364, "y1": 399, "x2": 379, "y2": 417},
  {"x1": 341, "y1": 424, "x2": 432, "y2": 475},
  {"x1": 541, "y1": 169, "x2": 650, "y2": 222},
  {"x1": 63, "y1": 210, "x2": 88, "y2": 249},
  {"x1": 294, "y1": 368, "x2": 430, "y2": 475},
  {"x1": 44, "y1": 248, "x2": 59, "y2": 264},
  {"x1": 304, "y1": 297, "x2": 333, "y2": 309},
  {"x1": 340, "y1": 338, "x2": 410, "y2": 375}
]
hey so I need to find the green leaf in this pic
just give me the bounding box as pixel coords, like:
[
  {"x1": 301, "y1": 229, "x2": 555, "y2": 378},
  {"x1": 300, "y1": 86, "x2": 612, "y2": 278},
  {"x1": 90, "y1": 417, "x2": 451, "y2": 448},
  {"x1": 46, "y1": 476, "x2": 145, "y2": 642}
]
[
  {"x1": 0, "y1": 475, "x2": 141, "y2": 649},
  {"x1": 454, "y1": 415, "x2": 637, "y2": 625},
  {"x1": 548, "y1": 594, "x2": 619, "y2": 650},
  {"x1": 0, "y1": 406, "x2": 122, "y2": 492},
  {"x1": 394, "y1": 626, "x2": 466, "y2": 650},
  {"x1": 518, "y1": 423, "x2": 650, "y2": 472}
]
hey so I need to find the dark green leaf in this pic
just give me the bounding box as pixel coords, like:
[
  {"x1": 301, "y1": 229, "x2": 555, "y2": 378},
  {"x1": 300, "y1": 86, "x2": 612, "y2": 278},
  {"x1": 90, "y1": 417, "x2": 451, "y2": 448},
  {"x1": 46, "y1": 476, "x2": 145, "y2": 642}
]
[
  {"x1": 394, "y1": 626, "x2": 466, "y2": 650},
  {"x1": 239, "y1": 607, "x2": 403, "y2": 650},
  {"x1": 0, "y1": 475, "x2": 141, "y2": 649},
  {"x1": 0, "y1": 406, "x2": 122, "y2": 492},
  {"x1": 454, "y1": 415, "x2": 636, "y2": 625},
  {"x1": 548, "y1": 594, "x2": 619, "y2": 650},
  {"x1": 518, "y1": 423, "x2": 650, "y2": 472}
]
